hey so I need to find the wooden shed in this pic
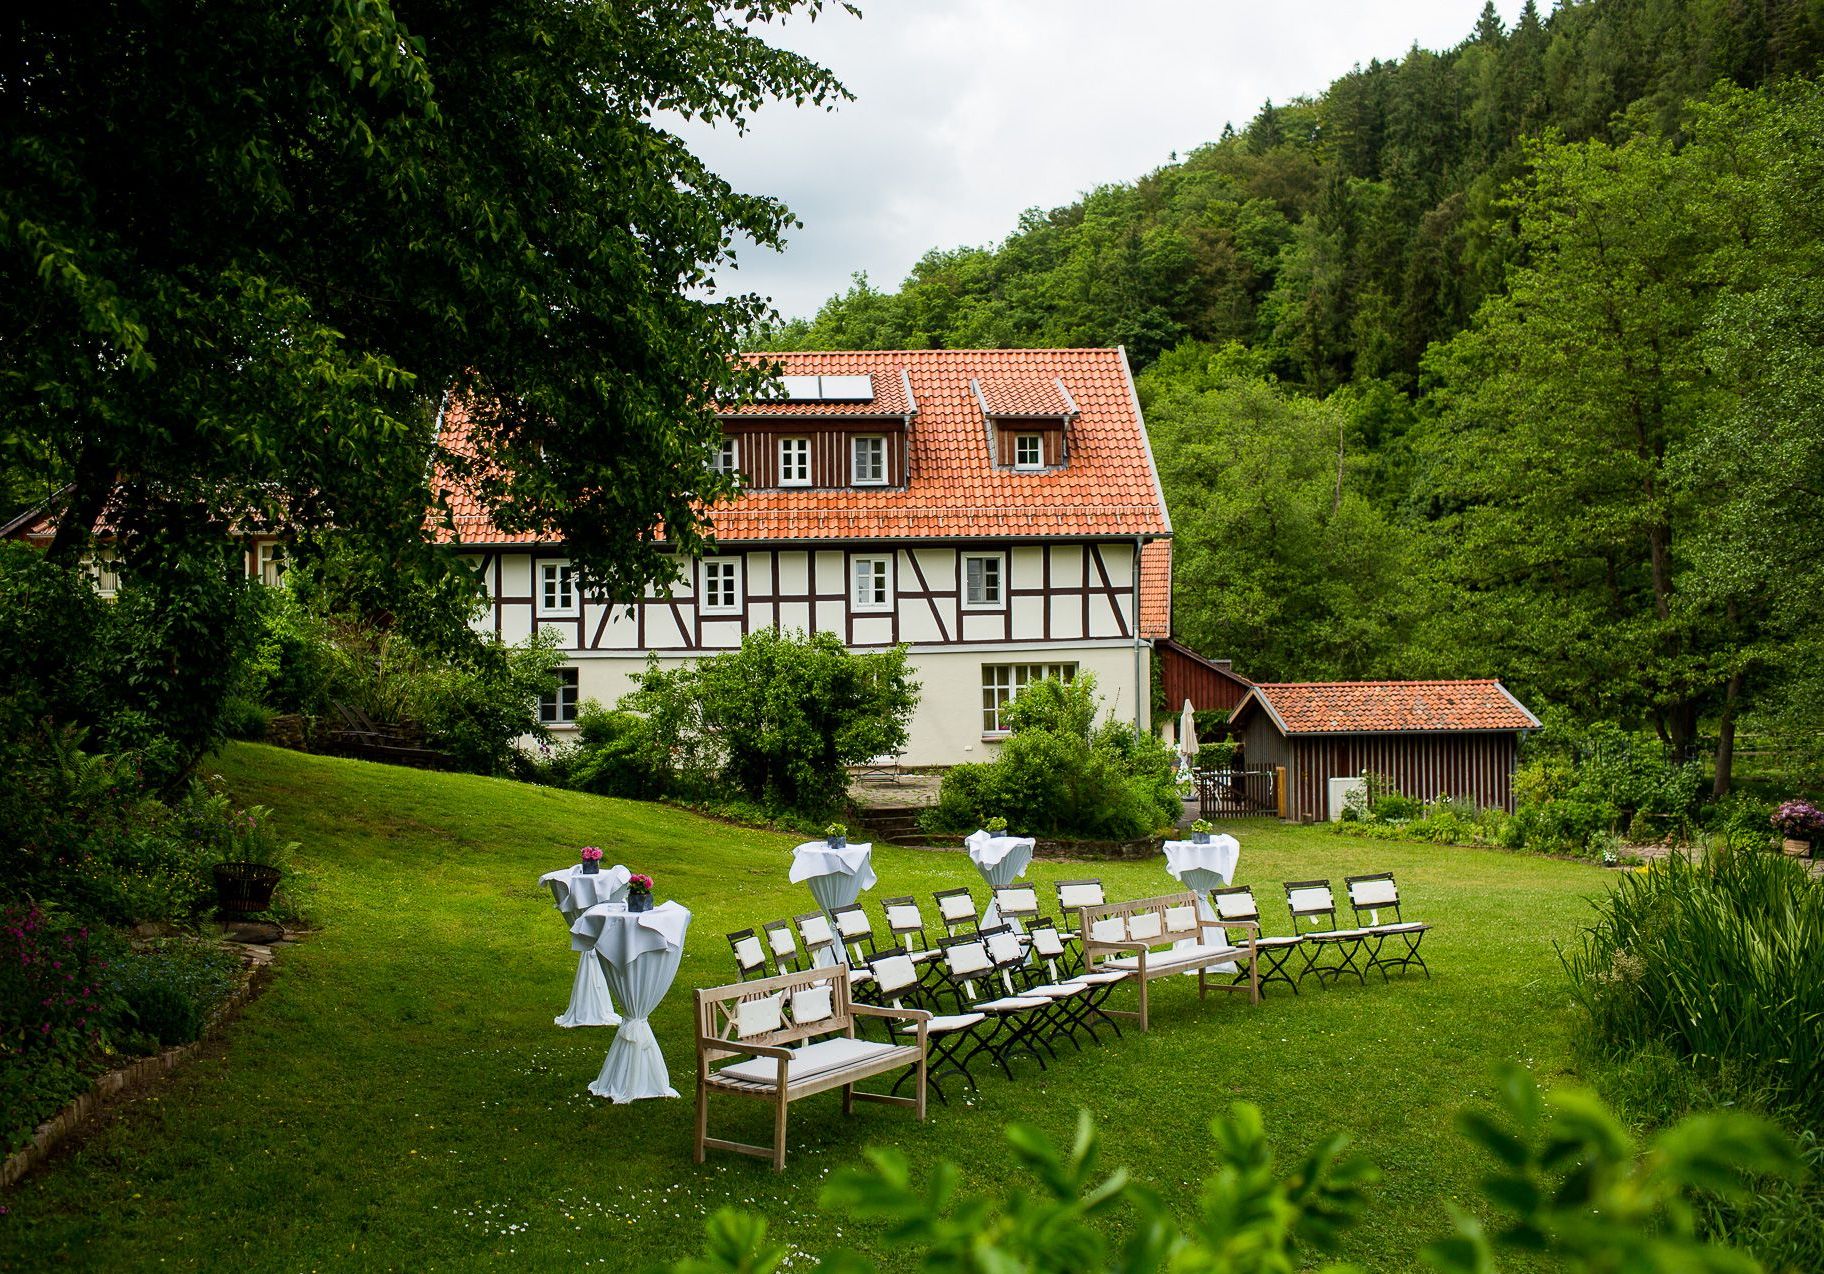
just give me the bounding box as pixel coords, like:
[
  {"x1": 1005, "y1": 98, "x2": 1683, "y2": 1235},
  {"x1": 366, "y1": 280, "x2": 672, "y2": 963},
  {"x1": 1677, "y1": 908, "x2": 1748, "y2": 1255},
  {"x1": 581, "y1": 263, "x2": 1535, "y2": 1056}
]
[
  {"x1": 1155, "y1": 636, "x2": 1253, "y2": 714},
  {"x1": 1228, "y1": 680, "x2": 1541, "y2": 821}
]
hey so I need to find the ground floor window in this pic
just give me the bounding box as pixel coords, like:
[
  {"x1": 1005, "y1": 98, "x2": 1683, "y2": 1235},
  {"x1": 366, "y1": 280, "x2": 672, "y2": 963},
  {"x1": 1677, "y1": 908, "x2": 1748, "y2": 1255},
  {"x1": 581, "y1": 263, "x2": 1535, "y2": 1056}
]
[
  {"x1": 540, "y1": 667, "x2": 580, "y2": 725},
  {"x1": 981, "y1": 661, "x2": 1078, "y2": 734}
]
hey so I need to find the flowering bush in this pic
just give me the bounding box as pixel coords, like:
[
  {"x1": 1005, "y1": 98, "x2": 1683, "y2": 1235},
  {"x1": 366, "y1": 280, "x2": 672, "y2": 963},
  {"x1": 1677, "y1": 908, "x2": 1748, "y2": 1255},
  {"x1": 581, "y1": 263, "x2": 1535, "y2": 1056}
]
[
  {"x1": 0, "y1": 905, "x2": 118, "y2": 1151},
  {"x1": 579, "y1": 846, "x2": 604, "y2": 863},
  {"x1": 626, "y1": 873, "x2": 654, "y2": 896},
  {"x1": 1773, "y1": 800, "x2": 1824, "y2": 839}
]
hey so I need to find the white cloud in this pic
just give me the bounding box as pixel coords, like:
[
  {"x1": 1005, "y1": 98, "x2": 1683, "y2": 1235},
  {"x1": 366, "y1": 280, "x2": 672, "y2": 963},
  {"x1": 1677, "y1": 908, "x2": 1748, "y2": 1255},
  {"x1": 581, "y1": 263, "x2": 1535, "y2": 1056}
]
[{"x1": 681, "y1": 0, "x2": 1531, "y2": 320}]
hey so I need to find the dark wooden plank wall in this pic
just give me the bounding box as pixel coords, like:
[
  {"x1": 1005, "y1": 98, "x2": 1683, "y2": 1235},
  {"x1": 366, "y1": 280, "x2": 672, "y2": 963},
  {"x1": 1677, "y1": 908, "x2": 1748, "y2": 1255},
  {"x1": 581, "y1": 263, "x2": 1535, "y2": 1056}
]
[
  {"x1": 1159, "y1": 644, "x2": 1250, "y2": 712},
  {"x1": 728, "y1": 426, "x2": 907, "y2": 488},
  {"x1": 1286, "y1": 733, "x2": 1520, "y2": 821},
  {"x1": 992, "y1": 423, "x2": 1066, "y2": 467}
]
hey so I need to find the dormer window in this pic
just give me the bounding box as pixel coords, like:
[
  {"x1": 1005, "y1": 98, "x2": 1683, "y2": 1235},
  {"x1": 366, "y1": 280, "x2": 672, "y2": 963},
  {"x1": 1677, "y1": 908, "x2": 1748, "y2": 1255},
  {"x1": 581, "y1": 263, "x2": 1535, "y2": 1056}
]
[
  {"x1": 779, "y1": 437, "x2": 810, "y2": 486},
  {"x1": 712, "y1": 437, "x2": 740, "y2": 475},
  {"x1": 1014, "y1": 434, "x2": 1043, "y2": 470},
  {"x1": 851, "y1": 436, "x2": 886, "y2": 485}
]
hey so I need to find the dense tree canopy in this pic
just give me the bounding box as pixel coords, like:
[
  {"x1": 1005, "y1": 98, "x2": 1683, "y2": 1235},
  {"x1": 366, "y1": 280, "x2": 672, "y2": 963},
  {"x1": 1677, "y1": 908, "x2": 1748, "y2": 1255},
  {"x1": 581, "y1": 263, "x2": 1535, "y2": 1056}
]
[{"x1": 2, "y1": 0, "x2": 848, "y2": 602}]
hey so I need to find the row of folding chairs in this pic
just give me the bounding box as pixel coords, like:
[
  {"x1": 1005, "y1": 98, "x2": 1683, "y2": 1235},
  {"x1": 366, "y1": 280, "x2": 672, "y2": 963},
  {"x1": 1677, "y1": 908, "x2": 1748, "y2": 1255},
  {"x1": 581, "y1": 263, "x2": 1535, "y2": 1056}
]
[{"x1": 1209, "y1": 874, "x2": 1432, "y2": 994}]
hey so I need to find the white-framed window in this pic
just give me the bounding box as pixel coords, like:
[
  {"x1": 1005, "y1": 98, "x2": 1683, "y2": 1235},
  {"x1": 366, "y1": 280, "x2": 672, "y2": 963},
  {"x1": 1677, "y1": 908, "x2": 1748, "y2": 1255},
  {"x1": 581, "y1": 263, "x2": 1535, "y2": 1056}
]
[
  {"x1": 711, "y1": 436, "x2": 740, "y2": 475},
  {"x1": 539, "y1": 667, "x2": 580, "y2": 725},
  {"x1": 256, "y1": 542, "x2": 287, "y2": 588},
  {"x1": 91, "y1": 553, "x2": 121, "y2": 597},
  {"x1": 962, "y1": 553, "x2": 1004, "y2": 608},
  {"x1": 981, "y1": 662, "x2": 1078, "y2": 734},
  {"x1": 778, "y1": 436, "x2": 811, "y2": 486},
  {"x1": 851, "y1": 435, "x2": 886, "y2": 485},
  {"x1": 540, "y1": 560, "x2": 578, "y2": 616},
  {"x1": 851, "y1": 555, "x2": 891, "y2": 610},
  {"x1": 1014, "y1": 433, "x2": 1044, "y2": 470},
  {"x1": 702, "y1": 557, "x2": 741, "y2": 613}
]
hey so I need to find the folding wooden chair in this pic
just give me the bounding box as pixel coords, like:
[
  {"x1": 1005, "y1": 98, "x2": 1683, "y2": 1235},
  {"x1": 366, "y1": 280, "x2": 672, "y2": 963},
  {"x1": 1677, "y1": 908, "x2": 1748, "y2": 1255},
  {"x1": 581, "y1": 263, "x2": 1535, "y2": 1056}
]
[
  {"x1": 880, "y1": 894, "x2": 945, "y2": 987},
  {"x1": 1209, "y1": 885, "x2": 1304, "y2": 995},
  {"x1": 761, "y1": 918, "x2": 802, "y2": 973},
  {"x1": 991, "y1": 882, "x2": 1042, "y2": 932},
  {"x1": 1282, "y1": 881, "x2": 1370, "y2": 988},
  {"x1": 727, "y1": 927, "x2": 771, "y2": 981},
  {"x1": 795, "y1": 909, "x2": 870, "y2": 987},
  {"x1": 1028, "y1": 918, "x2": 1125, "y2": 1040},
  {"x1": 830, "y1": 902, "x2": 881, "y2": 966},
  {"x1": 933, "y1": 886, "x2": 980, "y2": 937},
  {"x1": 1345, "y1": 873, "x2": 1431, "y2": 980},
  {"x1": 1054, "y1": 878, "x2": 1105, "y2": 938},
  {"x1": 860, "y1": 947, "x2": 989, "y2": 1103},
  {"x1": 982, "y1": 923, "x2": 1095, "y2": 1051}
]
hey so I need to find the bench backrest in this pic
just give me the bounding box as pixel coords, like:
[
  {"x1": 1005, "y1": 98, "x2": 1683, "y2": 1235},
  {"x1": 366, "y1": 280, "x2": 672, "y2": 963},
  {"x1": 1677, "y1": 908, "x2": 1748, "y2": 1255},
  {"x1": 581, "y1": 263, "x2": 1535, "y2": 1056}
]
[
  {"x1": 1079, "y1": 891, "x2": 1204, "y2": 950},
  {"x1": 696, "y1": 965, "x2": 856, "y2": 1063}
]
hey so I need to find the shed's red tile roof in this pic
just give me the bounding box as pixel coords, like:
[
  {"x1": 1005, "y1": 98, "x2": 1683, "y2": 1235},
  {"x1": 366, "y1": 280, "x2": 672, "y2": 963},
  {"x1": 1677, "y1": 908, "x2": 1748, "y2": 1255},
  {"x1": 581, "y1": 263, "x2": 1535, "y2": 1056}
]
[
  {"x1": 1236, "y1": 680, "x2": 1540, "y2": 735},
  {"x1": 437, "y1": 348, "x2": 1171, "y2": 546}
]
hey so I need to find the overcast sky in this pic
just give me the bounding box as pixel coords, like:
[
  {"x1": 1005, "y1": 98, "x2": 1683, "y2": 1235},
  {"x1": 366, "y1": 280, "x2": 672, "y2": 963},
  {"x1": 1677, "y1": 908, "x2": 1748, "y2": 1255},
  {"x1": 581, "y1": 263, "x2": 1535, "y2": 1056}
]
[{"x1": 679, "y1": 0, "x2": 1532, "y2": 322}]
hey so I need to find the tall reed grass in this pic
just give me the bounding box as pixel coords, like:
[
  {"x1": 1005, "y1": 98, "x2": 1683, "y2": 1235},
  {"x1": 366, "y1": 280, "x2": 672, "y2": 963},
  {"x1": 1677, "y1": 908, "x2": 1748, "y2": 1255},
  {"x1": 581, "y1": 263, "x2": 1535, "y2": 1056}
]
[{"x1": 1564, "y1": 848, "x2": 1824, "y2": 1125}]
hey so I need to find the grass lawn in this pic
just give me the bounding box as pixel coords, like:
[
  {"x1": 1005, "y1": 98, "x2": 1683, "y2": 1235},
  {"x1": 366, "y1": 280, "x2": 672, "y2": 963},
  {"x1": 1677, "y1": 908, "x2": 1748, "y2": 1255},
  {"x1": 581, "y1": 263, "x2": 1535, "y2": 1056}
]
[{"x1": 0, "y1": 744, "x2": 1610, "y2": 1270}]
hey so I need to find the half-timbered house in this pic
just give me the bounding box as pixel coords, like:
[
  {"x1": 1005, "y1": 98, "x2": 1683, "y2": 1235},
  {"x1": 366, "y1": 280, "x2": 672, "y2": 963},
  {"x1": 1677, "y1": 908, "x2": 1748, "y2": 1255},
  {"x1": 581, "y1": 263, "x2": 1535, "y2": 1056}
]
[{"x1": 440, "y1": 348, "x2": 1173, "y2": 765}]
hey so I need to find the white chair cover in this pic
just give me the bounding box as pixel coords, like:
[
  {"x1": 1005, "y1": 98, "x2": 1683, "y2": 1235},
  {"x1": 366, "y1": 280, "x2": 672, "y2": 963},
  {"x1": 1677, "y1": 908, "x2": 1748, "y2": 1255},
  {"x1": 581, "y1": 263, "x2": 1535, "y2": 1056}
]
[
  {"x1": 790, "y1": 843, "x2": 876, "y2": 967},
  {"x1": 540, "y1": 863, "x2": 632, "y2": 1027},
  {"x1": 1163, "y1": 836, "x2": 1241, "y2": 973},
  {"x1": 966, "y1": 833, "x2": 1035, "y2": 929},
  {"x1": 577, "y1": 902, "x2": 692, "y2": 1102}
]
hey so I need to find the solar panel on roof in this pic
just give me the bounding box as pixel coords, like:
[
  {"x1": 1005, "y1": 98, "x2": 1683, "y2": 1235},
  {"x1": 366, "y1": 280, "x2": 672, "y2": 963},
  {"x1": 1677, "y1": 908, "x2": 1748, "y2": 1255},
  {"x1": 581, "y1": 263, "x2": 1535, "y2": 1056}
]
[
  {"x1": 772, "y1": 375, "x2": 822, "y2": 400},
  {"x1": 815, "y1": 374, "x2": 875, "y2": 401}
]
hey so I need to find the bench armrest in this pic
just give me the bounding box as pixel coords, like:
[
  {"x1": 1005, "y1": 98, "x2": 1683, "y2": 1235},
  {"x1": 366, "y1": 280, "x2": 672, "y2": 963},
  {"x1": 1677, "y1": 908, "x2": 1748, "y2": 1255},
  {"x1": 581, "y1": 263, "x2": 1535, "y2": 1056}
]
[{"x1": 701, "y1": 1038, "x2": 793, "y2": 1061}]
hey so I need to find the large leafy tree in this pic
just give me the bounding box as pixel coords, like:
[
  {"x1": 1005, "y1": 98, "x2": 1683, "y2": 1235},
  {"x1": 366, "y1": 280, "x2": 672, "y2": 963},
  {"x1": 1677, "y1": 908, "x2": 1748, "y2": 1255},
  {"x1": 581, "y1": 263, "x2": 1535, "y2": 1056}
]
[{"x1": 1, "y1": 1, "x2": 848, "y2": 602}]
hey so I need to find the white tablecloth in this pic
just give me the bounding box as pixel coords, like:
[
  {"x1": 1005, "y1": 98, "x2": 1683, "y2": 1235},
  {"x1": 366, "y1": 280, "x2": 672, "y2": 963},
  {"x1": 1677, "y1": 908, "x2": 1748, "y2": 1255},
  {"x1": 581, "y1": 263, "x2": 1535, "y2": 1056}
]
[
  {"x1": 966, "y1": 832, "x2": 1036, "y2": 928},
  {"x1": 572, "y1": 902, "x2": 692, "y2": 1102},
  {"x1": 1164, "y1": 835, "x2": 1241, "y2": 971},
  {"x1": 540, "y1": 863, "x2": 630, "y2": 1027},
  {"x1": 790, "y1": 842, "x2": 875, "y2": 966}
]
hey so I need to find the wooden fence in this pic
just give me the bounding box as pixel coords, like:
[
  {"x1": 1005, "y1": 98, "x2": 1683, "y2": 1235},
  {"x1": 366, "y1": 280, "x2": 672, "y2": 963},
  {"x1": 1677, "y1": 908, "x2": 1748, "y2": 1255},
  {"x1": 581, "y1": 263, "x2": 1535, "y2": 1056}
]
[{"x1": 1196, "y1": 767, "x2": 1280, "y2": 819}]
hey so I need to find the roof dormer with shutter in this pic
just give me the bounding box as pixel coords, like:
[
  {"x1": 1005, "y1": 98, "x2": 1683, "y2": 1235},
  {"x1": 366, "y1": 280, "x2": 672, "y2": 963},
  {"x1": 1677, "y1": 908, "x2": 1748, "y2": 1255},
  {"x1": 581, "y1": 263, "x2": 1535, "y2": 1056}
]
[
  {"x1": 971, "y1": 376, "x2": 1077, "y2": 473},
  {"x1": 711, "y1": 369, "x2": 918, "y2": 491}
]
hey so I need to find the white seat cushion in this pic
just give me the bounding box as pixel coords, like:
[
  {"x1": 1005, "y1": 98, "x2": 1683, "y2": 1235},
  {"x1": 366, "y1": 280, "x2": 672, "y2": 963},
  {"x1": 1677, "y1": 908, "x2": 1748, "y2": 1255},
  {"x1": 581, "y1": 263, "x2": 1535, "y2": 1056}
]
[
  {"x1": 847, "y1": 969, "x2": 873, "y2": 985},
  {"x1": 716, "y1": 1036, "x2": 907, "y2": 1088},
  {"x1": 897, "y1": 1012, "x2": 985, "y2": 1034},
  {"x1": 1027, "y1": 982, "x2": 1089, "y2": 998},
  {"x1": 1254, "y1": 935, "x2": 1303, "y2": 948},
  {"x1": 732, "y1": 935, "x2": 765, "y2": 968},
  {"x1": 1371, "y1": 921, "x2": 1429, "y2": 933},
  {"x1": 1104, "y1": 943, "x2": 1243, "y2": 973},
  {"x1": 1069, "y1": 970, "x2": 1129, "y2": 985},
  {"x1": 1312, "y1": 928, "x2": 1372, "y2": 940},
  {"x1": 976, "y1": 995, "x2": 1048, "y2": 1011},
  {"x1": 909, "y1": 949, "x2": 942, "y2": 963}
]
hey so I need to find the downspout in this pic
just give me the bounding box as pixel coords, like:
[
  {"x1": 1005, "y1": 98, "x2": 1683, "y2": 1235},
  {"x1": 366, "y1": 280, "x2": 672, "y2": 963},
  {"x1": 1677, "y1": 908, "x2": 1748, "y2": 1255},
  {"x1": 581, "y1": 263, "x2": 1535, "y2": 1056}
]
[{"x1": 1133, "y1": 535, "x2": 1145, "y2": 739}]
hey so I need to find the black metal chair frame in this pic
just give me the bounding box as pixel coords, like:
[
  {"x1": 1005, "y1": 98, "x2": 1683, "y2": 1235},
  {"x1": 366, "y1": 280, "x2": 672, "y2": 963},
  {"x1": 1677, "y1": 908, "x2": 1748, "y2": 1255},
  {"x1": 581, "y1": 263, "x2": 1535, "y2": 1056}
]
[
  {"x1": 1026, "y1": 918, "x2": 1123, "y2": 1042},
  {"x1": 982, "y1": 925, "x2": 1088, "y2": 1053},
  {"x1": 854, "y1": 947, "x2": 987, "y2": 1104},
  {"x1": 935, "y1": 931, "x2": 1054, "y2": 1078},
  {"x1": 1283, "y1": 880, "x2": 1368, "y2": 988},
  {"x1": 1344, "y1": 873, "x2": 1432, "y2": 981},
  {"x1": 1208, "y1": 885, "x2": 1303, "y2": 996}
]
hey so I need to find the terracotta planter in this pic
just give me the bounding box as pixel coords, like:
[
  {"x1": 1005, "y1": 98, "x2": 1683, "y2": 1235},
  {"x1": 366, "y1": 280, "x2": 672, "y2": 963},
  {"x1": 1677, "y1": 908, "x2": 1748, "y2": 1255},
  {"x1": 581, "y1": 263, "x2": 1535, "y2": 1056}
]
[{"x1": 1782, "y1": 837, "x2": 1812, "y2": 857}]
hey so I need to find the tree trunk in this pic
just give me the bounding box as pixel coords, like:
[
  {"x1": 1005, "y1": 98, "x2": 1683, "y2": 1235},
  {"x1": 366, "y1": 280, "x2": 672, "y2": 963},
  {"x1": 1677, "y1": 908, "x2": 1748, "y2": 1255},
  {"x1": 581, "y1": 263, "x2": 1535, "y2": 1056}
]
[
  {"x1": 1713, "y1": 669, "x2": 1743, "y2": 798},
  {"x1": 45, "y1": 447, "x2": 117, "y2": 566}
]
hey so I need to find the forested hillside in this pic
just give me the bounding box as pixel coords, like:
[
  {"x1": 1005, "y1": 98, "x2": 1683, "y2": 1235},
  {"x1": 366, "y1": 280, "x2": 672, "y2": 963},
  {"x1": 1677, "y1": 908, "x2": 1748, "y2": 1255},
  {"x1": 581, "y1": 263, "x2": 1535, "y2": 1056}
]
[{"x1": 762, "y1": 0, "x2": 1824, "y2": 788}]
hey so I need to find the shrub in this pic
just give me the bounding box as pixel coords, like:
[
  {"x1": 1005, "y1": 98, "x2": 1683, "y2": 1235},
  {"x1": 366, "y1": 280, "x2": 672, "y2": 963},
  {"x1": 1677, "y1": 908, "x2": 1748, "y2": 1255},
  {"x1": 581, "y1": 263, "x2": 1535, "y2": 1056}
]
[
  {"x1": 560, "y1": 704, "x2": 667, "y2": 798},
  {"x1": 926, "y1": 674, "x2": 1179, "y2": 840},
  {"x1": 622, "y1": 630, "x2": 918, "y2": 817},
  {"x1": 1371, "y1": 791, "x2": 1422, "y2": 821},
  {"x1": 107, "y1": 939, "x2": 240, "y2": 1050},
  {"x1": 408, "y1": 629, "x2": 566, "y2": 774},
  {"x1": 1564, "y1": 849, "x2": 1824, "y2": 1129},
  {"x1": 0, "y1": 905, "x2": 117, "y2": 1152}
]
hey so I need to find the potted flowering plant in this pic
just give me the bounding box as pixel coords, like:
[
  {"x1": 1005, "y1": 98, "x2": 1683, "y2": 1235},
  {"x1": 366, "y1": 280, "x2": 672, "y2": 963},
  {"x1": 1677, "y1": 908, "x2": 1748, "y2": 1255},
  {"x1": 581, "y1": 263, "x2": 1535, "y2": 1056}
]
[
  {"x1": 626, "y1": 873, "x2": 655, "y2": 912},
  {"x1": 579, "y1": 845, "x2": 604, "y2": 875},
  {"x1": 1773, "y1": 801, "x2": 1824, "y2": 857},
  {"x1": 1190, "y1": 818, "x2": 1214, "y2": 845},
  {"x1": 824, "y1": 822, "x2": 848, "y2": 850},
  {"x1": 985, "y1": 815, "x2": 1009, "y2": 836}
]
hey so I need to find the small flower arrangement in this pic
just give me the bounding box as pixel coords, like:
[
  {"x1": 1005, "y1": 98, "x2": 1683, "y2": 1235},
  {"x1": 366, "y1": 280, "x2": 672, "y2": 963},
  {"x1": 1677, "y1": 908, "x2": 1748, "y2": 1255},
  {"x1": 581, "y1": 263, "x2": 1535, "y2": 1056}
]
[
  {"x1": 985, "y1": 816, "x2": 1008, "y2": 834},
  {"x1": 579, "y1": 845, "x2": 604, "y2": 875},
  {"x1": 824, "y1": 822, "x2": 848, "y2": 848},
  {"x1": 1190, "y1": 818, "x2": 1214, "y2": 843},
  {"x1": 626, "y1": 873, "x2": 655, "y2": 911},
  {"x1": 1772, "y1": 800, "x2": 1824, "y2": 839}
]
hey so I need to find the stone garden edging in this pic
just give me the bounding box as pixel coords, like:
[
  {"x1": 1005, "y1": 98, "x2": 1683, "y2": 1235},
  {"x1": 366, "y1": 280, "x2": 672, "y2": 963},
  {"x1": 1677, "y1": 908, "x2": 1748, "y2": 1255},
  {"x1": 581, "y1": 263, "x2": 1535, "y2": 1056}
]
[{"x1": 0, "y1": 947, "x2": 278, "y2": 1190}]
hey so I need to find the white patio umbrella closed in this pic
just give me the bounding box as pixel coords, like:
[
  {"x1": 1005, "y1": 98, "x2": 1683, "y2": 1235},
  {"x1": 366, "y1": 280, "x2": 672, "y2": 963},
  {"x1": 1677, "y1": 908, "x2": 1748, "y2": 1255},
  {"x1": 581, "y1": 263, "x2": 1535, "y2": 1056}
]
[{"x1": 1179, "y1": 699, "x2": 1199, "y2": 761}]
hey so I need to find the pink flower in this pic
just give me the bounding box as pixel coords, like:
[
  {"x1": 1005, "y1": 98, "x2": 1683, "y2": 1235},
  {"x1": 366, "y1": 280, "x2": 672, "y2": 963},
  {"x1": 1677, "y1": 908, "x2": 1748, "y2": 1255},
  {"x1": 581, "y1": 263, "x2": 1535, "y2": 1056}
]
[
  {"x1": 579, "y1": 846, "x2": 604, "y2": 862},
  {"x1": 627, "y1": 873, "x2": 654, "y2": 893}
]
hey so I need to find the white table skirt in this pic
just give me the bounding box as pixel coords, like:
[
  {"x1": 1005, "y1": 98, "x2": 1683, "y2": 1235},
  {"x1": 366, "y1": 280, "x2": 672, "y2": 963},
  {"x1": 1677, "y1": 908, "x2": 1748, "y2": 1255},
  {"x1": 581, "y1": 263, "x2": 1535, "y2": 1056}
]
[
  {"x1": 966, "y1": 833, "x2": 1035, "y2": 929},
  {"x1": 575, "y1": 902, "x2": 692, "y2": 1102},
  {"x1": 540, "y1": 864, "x2": 631, "y2": 1027},
  {"x1": 791, "y1": 843, "x2": 875, "y2": 966},
  {"x1": 1164, "y1": 836, "x2": 1241, "y2": 972}
]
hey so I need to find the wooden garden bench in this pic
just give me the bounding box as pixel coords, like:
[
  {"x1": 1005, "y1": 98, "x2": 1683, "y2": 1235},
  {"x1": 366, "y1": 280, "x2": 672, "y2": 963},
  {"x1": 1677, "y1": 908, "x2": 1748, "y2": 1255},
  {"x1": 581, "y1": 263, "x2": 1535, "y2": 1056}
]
[
  {"x1": 1078, "y1": 891, "x2": 1259, "y2": 1031},
  {"x1": 695, "y1": 965, "x2": 929, "y2": 1171}
]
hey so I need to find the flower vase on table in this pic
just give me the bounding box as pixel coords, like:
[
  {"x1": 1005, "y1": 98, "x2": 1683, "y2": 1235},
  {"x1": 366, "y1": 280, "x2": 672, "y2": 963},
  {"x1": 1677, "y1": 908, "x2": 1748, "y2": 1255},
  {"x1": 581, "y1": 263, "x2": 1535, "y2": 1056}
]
[
  {"x1": 824, "y1": 822, "x2": 848, "y2": 850},
  {"x1": 626, "y1": 872, "x2": 655, "y2": 912},
  {"x1": 580, "y1": 845, "x2": 604, "y2": 875},
  {"x1": 1189, "y1": 819, "x2": 1215, "y2": 846}
]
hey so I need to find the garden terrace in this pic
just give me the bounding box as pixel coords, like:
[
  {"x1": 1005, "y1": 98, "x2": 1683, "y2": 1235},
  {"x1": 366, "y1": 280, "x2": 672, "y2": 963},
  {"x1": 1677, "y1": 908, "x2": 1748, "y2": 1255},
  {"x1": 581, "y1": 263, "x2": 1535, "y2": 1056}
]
[{"x1": 0, "y1": 743, "x2": 1608, "y2": 1268}]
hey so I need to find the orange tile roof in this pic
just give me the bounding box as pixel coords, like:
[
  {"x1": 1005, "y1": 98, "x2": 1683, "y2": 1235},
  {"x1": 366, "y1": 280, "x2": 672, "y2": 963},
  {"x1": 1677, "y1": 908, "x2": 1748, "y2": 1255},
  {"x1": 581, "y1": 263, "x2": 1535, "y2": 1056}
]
[
  {"x1": 1236, "y1": 681, "x2": 1540, "y2": 735},
  {"x1": 437, "y1": 348, "x2": 1171, "y2": 547},
  {"x1": 974, "y1": 377, "x2": 1072, "y2": 418},
  {"x1": 1139, "y1": 538, "x2": 1171, "y2": 638}
]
